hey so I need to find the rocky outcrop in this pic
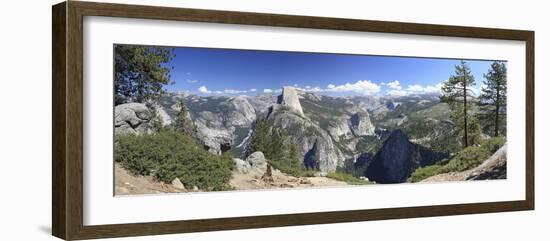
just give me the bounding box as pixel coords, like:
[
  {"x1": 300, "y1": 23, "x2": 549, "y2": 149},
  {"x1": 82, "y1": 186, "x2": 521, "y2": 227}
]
[
  {"x1": 114, "y1": 103, "x2": 155, "y2": 135},
  {"x1": 421, "y1": 144, "x2": 507, "y2": 182},
  {"x1": 278, "y1": 87, "x2": 305, "y2": 117},
  {"x1": 327, "y1": 116, "x2": 353, "y2": 141},
  {"x1": 247, "y1": 94, "x2": 277, "y2": 116},
  {"x1": 193, "y1": 112, "x2": 234, "y2": 154},
  {"x1": 246, "y1": 151, "x2": 267, "y2": 169},
  {"x1": 268, "y1": 106, "x2": 345, "y2": 172},
  {"x1": 226, "y1": 96, "x2": 256, "y2": 126},
  {"x1": 365, "y1": 129, "x2": 447, "y2": 183},
  {"x1": 349, "y1": 111, "x2": 375, "y2": 136},
  {"x1": 233, "y1": 158, "x2": 252, "y2": 173},
  {"x1": 467, "y1": 144, "x2": 507, "y2": 180},
  {"x1": 171, "y1": 178, "x2": 186, "y2": 190},
  {"x1": 156, "y1": 94, "x2": 258, "y2": 155},
  {"x1": 232, "y1": 151, "x2": 267, "y2": 174}
]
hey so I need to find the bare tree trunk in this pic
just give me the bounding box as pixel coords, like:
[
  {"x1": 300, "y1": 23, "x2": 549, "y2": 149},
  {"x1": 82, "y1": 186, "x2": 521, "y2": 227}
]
[
  {"x1": 463, "y1": 79, "x2": 468, "y2": 147},
  {"x1": 495, "y1": 81, "x2": 500, "y2": 137}
]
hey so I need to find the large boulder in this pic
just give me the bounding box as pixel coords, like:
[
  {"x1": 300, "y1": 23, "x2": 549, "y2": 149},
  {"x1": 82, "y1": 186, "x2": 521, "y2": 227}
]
[
  {"x1": 114, "y1": 103, "x2": 154, "y2": 135},
  {"x1": 233, "y1": 158, "x2": 252, "y2": 173},
  {"x1": 365, "y1": 129, "x2": 447, "y2": 183},
  {"x1": 246, "y1": 151, "x2": 267, "y2": 168}
]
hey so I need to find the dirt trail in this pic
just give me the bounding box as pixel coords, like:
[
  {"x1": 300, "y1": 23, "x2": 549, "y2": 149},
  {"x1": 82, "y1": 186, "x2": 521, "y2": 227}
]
[
  {"x1": 115, "y1": 164, "x2": 347, "y2": 195},
  {"x1": 230, "y1": 168, "x2": 347, "y2": 190},
  {"x1": 115, "y1": 163, "x2": 184, "y2": 195}
]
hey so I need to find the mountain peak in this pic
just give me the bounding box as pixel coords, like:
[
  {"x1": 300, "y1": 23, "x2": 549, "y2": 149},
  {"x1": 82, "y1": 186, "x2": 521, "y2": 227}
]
[{"x1": 277, "y1": 87, "x2": 305, "y2": 117}]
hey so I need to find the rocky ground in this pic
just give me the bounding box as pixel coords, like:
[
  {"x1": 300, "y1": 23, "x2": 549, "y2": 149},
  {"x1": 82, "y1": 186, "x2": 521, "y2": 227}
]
[
  {"x1": 115, "y1": 163, "x2": 185, "y2": 195},
  {"x1": 115, "y1": 151, "x2": 347, "y2": 195},
  {"x1": 230, "y1": 167, "x2": 347, "y2": 190}
]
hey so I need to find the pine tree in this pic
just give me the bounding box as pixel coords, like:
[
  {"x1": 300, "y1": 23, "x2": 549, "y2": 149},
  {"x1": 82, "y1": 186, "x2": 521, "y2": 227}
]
[
  {"x1": 114, "y1": 45, "x2": 175, "y2": 105},
  {"x1": 173, "y1": 100, "x2": 194, "y2": 136},
  {"x1": 248, "y1": 118, "x2": 271, "y2": 156},
  {"x1": 268, "y1": 129, "x2": 285, "y2": 162},
  {"x1": 440, "y1": 60, "x2": 477, "y2": 148},
  {"x1": 479, "y1": 61, "x2": 507, "y2": 137}
]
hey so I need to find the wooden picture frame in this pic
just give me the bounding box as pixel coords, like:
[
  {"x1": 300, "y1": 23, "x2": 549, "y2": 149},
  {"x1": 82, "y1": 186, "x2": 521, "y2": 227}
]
[{"x1": 52, "y1": 1, "x2": 534, "y2": 240}]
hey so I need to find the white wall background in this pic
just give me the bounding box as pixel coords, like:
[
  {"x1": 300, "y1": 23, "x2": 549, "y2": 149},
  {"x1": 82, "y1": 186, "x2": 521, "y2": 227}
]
[{"x1": 0, "y1": 0, "x2": 547, "y2": 240}]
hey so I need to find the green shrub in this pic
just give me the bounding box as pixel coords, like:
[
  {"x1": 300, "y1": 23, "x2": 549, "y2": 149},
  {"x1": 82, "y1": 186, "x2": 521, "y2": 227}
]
[
  {"x1": 410, "y1": 162, "x2": 445, "y2": 182},
  {"x1": 410, "y1": 137, "x2": 505, "y2": 182},
  {"x1": 115, "y1": 130, "x2": 234, "y2": 191},
  {"x1": 326, "y1": 172, "x2": 371, "y2": 185}
]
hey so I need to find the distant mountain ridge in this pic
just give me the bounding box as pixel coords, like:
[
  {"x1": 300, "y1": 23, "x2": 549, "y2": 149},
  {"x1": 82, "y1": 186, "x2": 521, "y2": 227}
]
[{"x1": 137, "y1": 87, "x2": 454, "y2": 175}]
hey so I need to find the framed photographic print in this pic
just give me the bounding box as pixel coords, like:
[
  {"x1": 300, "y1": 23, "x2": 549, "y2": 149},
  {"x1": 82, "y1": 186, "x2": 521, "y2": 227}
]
[{"x1": 52, "y1": 1, "x2": 534, "y2": 240}]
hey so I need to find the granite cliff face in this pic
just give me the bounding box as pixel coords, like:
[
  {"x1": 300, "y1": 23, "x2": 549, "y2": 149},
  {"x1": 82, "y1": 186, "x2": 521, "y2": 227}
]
[
  {"x1": 350, "y1": 111, "x2": 375, "y2": 136},
  {"x1": 278, "y1": 87, "x2": 305, "y2": 117},
  {"x1": 265, "y1": 87, "x2": 346, "y2": 172},
  {"x1": 155, "y1": 94, "x2": 259, "y2": 155},
  {"x1": 366, "y1": 129, "x2": 447, "y2": 183}
]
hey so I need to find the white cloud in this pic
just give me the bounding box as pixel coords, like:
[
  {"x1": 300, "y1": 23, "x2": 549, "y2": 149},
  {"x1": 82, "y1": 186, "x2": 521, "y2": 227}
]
[
  {"x1": 223, "y1": 89, "x2": 247, "y2": 94},
  {"x1": 187, "y1": 79, "x2": 198, "y2": 84},
  {"x1": 325, "y1": 80, "x2": 381, "y2": 95},
  {"x1": 386, "y1": 83, "x2": 442, "y2": 96},
  {"x1": 387, "y1": 80, "x2": 402, "y2": 90},
  {"x1": 305, "y1": 85, "x2": 311, "y2": 89},
  {"x1": 387, "y1": 89, "x2": 408, "y2": 96},
  {"x1": 250, "y1": 88, "x2": 257, "y2": 92},
  {"x1": 198, "y1": 86, "x2": 211, "y2": 94},
  {"x1": 263, "y1": 89, "x2": 273, "y2": 93},
  {"x1": 406, "y1": 83, "x2": 442, "y2": 95}
]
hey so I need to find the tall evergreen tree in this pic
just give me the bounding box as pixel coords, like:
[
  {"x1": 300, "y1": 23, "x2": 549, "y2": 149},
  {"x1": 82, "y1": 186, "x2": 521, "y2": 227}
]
[
  {"x1": 114, "y1": 45, "x2": 175, "y2": 105},
  {"x1": 173, "y1": 100, "x2": 195, "y2": 136},
  {"x1": 440, "y1": 60, "x2": 477, "y2": 147},
  {"x1": 248, "y1": 118, "x2": 271, "y2": 156},
  {"x1": 479, "y1": 61, "x2": 507, "y2": 137}
]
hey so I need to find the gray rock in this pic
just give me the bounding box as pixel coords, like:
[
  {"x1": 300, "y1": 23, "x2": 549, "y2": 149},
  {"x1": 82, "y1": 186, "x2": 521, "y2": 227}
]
[
  {"x1": 278, "y1": 87, "x2": 305, "y2": 117},
  {"x1": 226, "y1": 96, "x2": 256, "y2": 126},
  {"x1": 327, "y1": 116, "x2": 353, "y2": 142},
  {"x1": 349, "y1": 111, "x2": 375, "y2": 136},
  {"x1": 171, "y1": 178, "x2": 185, "y2": 190},
  {"x1": 268, "y1": 107, "x2": 345, "y2": 172},
  {"x1": 246, "y1": 151, "x2": 267, "y2": 168},
  {"x1": 467, "y1": 144, "x2": 507, "y2": 180},
  {"x1": 233, "y1": 158, "x2": 251, "y2": 173},
  {"x1": 114, "y1": 103, "x2": 154, "y2": 135}
]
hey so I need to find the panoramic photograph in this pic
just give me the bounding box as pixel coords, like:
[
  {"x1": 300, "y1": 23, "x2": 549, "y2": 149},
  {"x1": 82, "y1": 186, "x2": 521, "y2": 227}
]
[{"x1": 113, "y1": 44, "x2": 507, "y2": 195}]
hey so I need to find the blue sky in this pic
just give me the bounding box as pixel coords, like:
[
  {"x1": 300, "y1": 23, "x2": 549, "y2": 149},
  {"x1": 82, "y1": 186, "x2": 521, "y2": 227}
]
[{"x1": 163, "y1": 46, "x2": 499, "y2": 97}]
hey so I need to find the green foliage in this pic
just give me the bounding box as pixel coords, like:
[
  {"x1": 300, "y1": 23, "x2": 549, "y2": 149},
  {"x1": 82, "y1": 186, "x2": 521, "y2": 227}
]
[
  {"x1": 172, "y1": 100, "x2": 195, "y2": 136},
  {"x1": 440, "y1": 60, "x2": 477, "y2": 148},
  {"x1": 114, "y1": 130, "x2": 234, "y2": 191},
  {"x1": 248, "y1": 118, "x2": 309, "y2": 176},
  {"x1": 465, "y1": 116, "x2": 482, "y2": 146},
  {"x1": 326, "y1": 172, "x2": 371, "y2": 185},
  {"x1": 409, "y1": 162, "x2": 446, "y2": 182},
  {"x1": 478, "y1": 61, "x2": 507, "y2": 137},
  {"x1": 115, "y1": 45, "x2": 175, "y2": 105},
  {"x1": 410, "y1": 136, "x2": 505, "y2": 182}
]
